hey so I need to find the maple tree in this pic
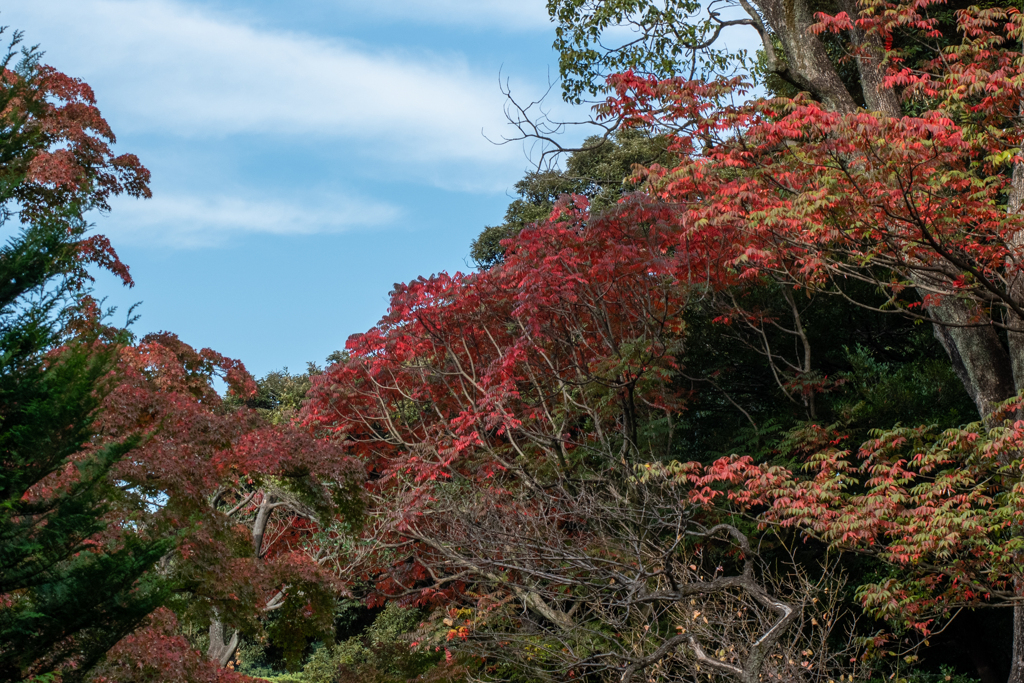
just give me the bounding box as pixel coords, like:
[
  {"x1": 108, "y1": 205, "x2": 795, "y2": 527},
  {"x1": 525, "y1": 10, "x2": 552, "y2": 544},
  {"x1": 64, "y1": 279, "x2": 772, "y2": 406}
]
[
  {"x1": 0, "y1": 27, "x2": 149, "y2": 288},
  {"x1": 90, "y1": 332, "x2": 361, "y2": 676},
  {"x1": 298, "y1": 0, "x2": 1024, "y2": 680},
  {"x1": 543, "y1": 0, "x2": 1024, "y2": 422},
  {"x1": 556, "y1": 0, "x2": 1024, "y2": 660},
  {"x1": 581, "y1": 0, "x2": 1024, "y2": 671},
  {"x1": 303, "y1": 189, "x2": 871, "y2": 681},
  {"x1": 88, "y1": 608, "x2": 251, "y2": 683}
]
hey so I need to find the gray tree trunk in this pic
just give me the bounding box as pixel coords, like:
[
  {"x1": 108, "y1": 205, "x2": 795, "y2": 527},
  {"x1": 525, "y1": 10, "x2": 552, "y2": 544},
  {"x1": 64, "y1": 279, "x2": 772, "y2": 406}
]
[
  {"x1": 207, "y1": 617, "x2": 239, "y2": 669},
  {"x1": 206, "y1": 492, "x2": 280, "y2": 669}
]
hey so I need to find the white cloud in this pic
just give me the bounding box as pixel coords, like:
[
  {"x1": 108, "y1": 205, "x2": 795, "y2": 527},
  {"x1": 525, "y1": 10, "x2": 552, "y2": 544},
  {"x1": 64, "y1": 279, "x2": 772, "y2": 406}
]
[
  {"x1": 6, "y1": 0, "x2": 542, "y2": 165},
  {"x1": 331, "y1": 0, "x2": 552, "y2": 30},
  {"x1": 2, "y1": 0, "x2": 603, "y2": 248},
  {"x1": 100, "y1": 192, "x2": 402, "y2": 248}
]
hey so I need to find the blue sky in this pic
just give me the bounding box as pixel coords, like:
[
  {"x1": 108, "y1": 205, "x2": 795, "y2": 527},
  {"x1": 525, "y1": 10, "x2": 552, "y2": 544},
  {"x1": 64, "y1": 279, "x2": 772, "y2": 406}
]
[{"x1": 6, "y1": 0, "x2": 759, "y2": 378}]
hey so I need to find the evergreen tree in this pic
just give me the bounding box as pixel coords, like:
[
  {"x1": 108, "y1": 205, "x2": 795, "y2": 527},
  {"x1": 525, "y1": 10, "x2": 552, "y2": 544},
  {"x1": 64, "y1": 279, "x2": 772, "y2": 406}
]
[
  {"x1": 0, "y1": 214, "x2": 170, "y2": 683},
  {"x1": 0, "y1": 28, "x2": 161, "y2": 682}
]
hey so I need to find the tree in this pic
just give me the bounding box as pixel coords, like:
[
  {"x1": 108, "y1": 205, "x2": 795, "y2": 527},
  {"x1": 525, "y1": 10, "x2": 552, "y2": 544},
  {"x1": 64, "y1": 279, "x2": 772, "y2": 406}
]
[
  {"x1": 88, "y1": 608, "x2": 251, "y2": 683},
  {"x1": 578, "y1": 0, "x2": 1024, "y2": 664},
  {"x1": 0, "y1": 228, "x2": 169, "y2": 683},
  {"x1": 471, "y1": 129, "x2": 672, "y2": 268},
  {"x1": 544, "y1": 0, "x2": 1023, "y2": 423},
  {"x1": 202, "y1": 359, "x2": 363, "y2": 673},
  {"x1": 0, "y1": 27, "x2": 160, "y2": 682},
  {"x1": 540, "y1": 2, "x2": 1024, "y2": 679},
  {"x1": 300, "y1": 1, "x2": 1024, "y2": 680},
  {"x1": 87, "y1": 334, "x2": 364, "y2": 675},
  {"x1": 0, "y1": 26, "x2": 361, "y2": 681},
  {"x1": 304, "y1": 192, "x2": 871, "y2": 682},
  {"x1": 548, "y1": 0, "x2": 756, "y2": 106}
]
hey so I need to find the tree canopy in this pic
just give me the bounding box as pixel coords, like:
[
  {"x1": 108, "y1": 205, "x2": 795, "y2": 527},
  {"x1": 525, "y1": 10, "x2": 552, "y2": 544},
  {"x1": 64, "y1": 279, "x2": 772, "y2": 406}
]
[
  {"x1": 300, "y1": 1, "x2": 1024, "y2": 682},
  {"x1": 17, "y1": 0, "x2": 1024, "y2": 681}
]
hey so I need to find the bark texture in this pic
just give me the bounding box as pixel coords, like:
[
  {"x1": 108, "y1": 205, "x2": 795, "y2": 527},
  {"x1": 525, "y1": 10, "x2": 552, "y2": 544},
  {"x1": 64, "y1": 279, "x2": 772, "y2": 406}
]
[{"x1": 207, "y1": 618, "x2": 239, "y2": 669}]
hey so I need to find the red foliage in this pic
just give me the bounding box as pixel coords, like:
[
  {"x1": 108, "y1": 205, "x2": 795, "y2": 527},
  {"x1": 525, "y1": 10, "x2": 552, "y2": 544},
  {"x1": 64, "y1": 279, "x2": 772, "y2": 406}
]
[
  {"x1": 90, "y1": 609, "x2": 255, "y2": 683},
  {"x1": 23, "y1": 66, "x2": 152, "y2": 214},
  {"x1": 93, "y1": 332, "x2": 357, "y2": 626},
  {"x1": 303, "y1": 0, "x2": 1024, "y2": 642},
  {"x1": 304, "y1": 191, "x2": 690, "y2": 610},
  {"x1": 20, "y1": 327, "x2": 360, "y2": 676},
  {"x1": 0, "y1": 58, "x2": 152, "y2": 287}
]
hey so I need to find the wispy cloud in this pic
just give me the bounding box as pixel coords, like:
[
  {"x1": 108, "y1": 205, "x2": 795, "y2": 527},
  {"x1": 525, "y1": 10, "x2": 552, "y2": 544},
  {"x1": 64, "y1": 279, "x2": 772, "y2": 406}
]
[
  {"x1": 6, "y1": 0, "x2": 587, "y2": 248},
  {"x1": 8, "y1": 0, "x2": 537, "y2": 164},
  {"x1": 100, "y1": 192, "x2": 402, "y2": 248},
  {"x1": 331, "y1": 0, "x2": 552, "y2": 30}
]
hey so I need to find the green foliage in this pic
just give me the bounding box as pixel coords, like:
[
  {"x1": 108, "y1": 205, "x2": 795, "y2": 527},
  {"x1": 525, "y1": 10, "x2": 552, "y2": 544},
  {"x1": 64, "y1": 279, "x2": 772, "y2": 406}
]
[
  {"x1": 659, "y1": 283, "x2": 975, "y2": 468},
  {"x1": 235, "y1": 599, "x2": 367, "y2": 680},
  {"x1": 471, "y1": 129, "x2": 672, "y2": 268},
  {"x1": 0, "y1": 211, "x2": 169, "y2": 681},
  {"x1": 301, "y1": 604, "x2": 450, "y2": 683},
  {"x1": 235, "y1": 638, "x2": 276, "y2": 679},
  {"x1": 835, "y1": 345, "x2": 976, "y2": 429},
  {"x1": 235, "y1": 368, "x2": 313, "y2": 424},
  {"x1": 230, "y1": 351, "x2": 346, "y2": 425},
  {"x1": 547, "y1": 0, "x2": 745, "y2": 104},
  {"x1": 872, "y1": 665, "x2": 980, "y2": 683},
  {"x1": 267, "y1": 584, "x2": 341, "y2": 672}
]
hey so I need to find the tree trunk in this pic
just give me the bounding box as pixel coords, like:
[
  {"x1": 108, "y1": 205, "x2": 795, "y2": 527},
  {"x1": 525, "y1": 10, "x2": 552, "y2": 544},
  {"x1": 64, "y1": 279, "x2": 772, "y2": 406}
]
[
  {"x1": 1005, "y1": 148, "x2": 1024, "y2": 395},
  {"x1": 252, "y1": 492, "x2": 276, "y2": 559},
  {"x1": 206, "y1": 491, "x2": 279, "y2": 668},
  {"x1": 1011, "y1": 600, "x2": 1024, "y2": 683},
  {"x1": 926, "y1": 297, "x2": 1016, "y2": 418},
  {"x1": 749, "y1": 0, "x2": 858, "y2": 113},
  {"x1": 837, "y1": 0, "x2": 901, "y2": 116},
  {"x1": 1005, "y1": 133, "x2": 1024, "y2": 683},
  {"x1": 207, "y1": 617, "x2": 239, "y2": 669}
]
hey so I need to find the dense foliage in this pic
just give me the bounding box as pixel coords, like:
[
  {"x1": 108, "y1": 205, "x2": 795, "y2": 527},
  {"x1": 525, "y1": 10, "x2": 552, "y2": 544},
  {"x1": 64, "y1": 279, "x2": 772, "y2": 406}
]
[
  {"x1": 19, "y1": 0, "x2": 1024, "y2": 679},
  {"x1": 299, "y1": 1, "x2": 1024, "y2": 682},
  {"x1": 0, "y1": 28, "x2": 360, "y2": 683}
]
